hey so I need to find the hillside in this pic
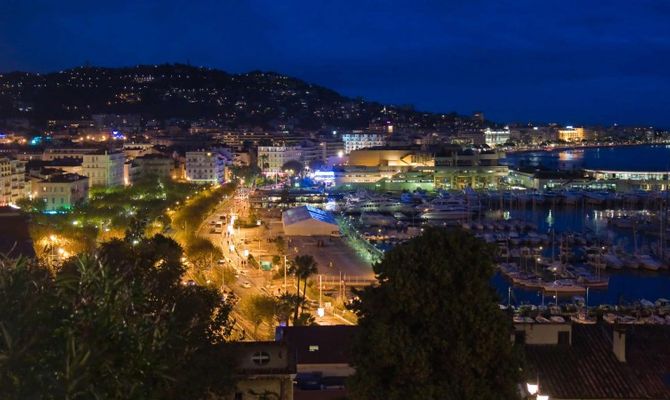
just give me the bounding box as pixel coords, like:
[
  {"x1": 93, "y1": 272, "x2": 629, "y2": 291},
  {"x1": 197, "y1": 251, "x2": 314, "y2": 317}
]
[{"x1": 0, "y1": 64, "x2": 479, "y2": 131}]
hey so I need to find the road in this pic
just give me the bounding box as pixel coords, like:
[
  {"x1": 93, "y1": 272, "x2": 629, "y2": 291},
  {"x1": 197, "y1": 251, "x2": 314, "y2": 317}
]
[{"x1": 197, "y1": 186, "x2": 357, "y2": 330}]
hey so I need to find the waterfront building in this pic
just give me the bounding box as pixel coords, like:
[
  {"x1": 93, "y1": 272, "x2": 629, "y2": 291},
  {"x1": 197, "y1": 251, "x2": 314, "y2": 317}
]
[
  {"x1": 558, "y1": 126, "x2": 586, "y2": 142},
  {"x1": 342, "y1": 131, "x2": 387, "y2": 154},
  {"x1": 585, "y1": 169, "x2": 670, "y2": 191},
  {"x1": 433, "y1": 147, "x2": 508, "y2": 190},
  {"x1": 333, "y1": 165, "x2": 401, "y2": 186},
  {"x1": 185, "y1": 150, "x2": 226, "y2": 184},
  {"x1": 507, "y1": 168, "x2": 590, "y2": 190},
  {"x1": 282, "y1": 205, "x2": 340, "y2": 236},
  {"x1": 257, "y1": 145, "x2": 302, "y2": 175},
  {"x1": 376, "y1": 171, "x2": 435, "y2": 192},
  {"x1": 33, "y1": 173, "x2": 89, "y2": 211},
  {"x1": 0, "y1": 157, "x2": 29, "y2": 206},
  {"x1": 82, "y1": 150, "x2": 125, "y2": 187},
  {"x1": 249, "y1": 188, "x2": 328, "y2": 210},
  {"x1": 483, "y1": 127, "x2": 511, "y2": 147},
  {"x1": 450, "y1": 131, "x2": 486, "y2": 146},
  {"x1": 347, "y1": 147, "x2": 434, "y2": 168},
  {"x1": 130, "y1": 154, "x2": 175, "y2": 183}
]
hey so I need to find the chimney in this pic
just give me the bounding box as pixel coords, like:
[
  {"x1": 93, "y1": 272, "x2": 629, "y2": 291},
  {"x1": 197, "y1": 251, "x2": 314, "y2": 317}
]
[{"x1": 612, "y1": 328, "x2": 626, "y2": 362}]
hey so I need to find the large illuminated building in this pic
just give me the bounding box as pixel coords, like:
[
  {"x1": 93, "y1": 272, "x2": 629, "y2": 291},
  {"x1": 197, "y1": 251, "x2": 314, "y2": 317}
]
[
  {"x1": 347, "y1": 147, "x2": 433, "y2": 168},
  {"x1": 33, "y1": 173, "x2": 89, "y2": 211},
  {"x1": 0, "y1": 156, "x2": 29, "y2": 206},
  {"x1": 185, "y1": 150, "x2": 226, "y2": 184},
  {"x1": 433, "y1": 146, "x2": 508, "y2": 190},
  {"x1": 585, "y1": 169, "x2": 670, "y2": 191},
  {"x1": 82, "y1": 150, "x2": 125, "y2": 187},
  {"x1": 483, "y1": 127, "x2": 511, "y2": 147},
  {"x1": 341, "y1": 131, "x2": 387, "y2": 154},
  {"x1": 257, "y1": 145, "x2": 302, "y2": 175},
  {"x1": 557, "y1": 126, "x2": 586, "y2": 142}
]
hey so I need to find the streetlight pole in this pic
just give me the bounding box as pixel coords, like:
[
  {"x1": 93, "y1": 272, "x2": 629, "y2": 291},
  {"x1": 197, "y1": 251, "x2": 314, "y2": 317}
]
[{"x1": 283, "y1": 255, "x2": 287, "y2": 294}]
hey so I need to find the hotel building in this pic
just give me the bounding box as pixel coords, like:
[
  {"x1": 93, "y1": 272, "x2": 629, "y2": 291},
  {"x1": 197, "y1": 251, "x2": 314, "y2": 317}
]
[
  {"x1": 0, "y1": 157, "x2": 29, "y2": 206},
  {"x1": 185, "y1": 151, "x2": 226, "y2": 184}
]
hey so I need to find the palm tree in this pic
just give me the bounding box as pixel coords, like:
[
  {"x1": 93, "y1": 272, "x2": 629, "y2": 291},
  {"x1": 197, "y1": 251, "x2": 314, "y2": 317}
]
[
  {"x1": 259, "y1": 154, "x2": 269, "y2": 172},
  {"x1": 289, "y1": 255, "x2": 318, "y2": 322}
]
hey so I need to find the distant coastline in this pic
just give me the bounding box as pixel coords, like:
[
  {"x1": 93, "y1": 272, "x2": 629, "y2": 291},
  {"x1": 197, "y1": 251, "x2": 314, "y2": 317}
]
[{"x1": 505, "y1": 140, "x2": 670, "y2": 155}]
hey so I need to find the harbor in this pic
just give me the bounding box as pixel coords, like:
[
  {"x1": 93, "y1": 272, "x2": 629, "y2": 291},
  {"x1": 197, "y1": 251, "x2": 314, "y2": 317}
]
[{"x1": 330, "y1": 186, "x2": 670, "y2": 307}]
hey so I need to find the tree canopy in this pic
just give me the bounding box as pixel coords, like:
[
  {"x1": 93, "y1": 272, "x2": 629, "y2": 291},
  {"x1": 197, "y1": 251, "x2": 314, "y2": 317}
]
[
  {"x1": 349, "y1": 228, "x2": 521, "y2": 400},
  {"x1": 0, "y1": 235, "x2": 236, "y2": 400},
  {"x1": 281, "y1": 160, "x2": 304, "y2": 174}
]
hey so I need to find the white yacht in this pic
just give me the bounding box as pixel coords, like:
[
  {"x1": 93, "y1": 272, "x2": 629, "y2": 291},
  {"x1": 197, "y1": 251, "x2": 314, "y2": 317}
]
[{"x1": 419, "y1": 197, "x2": 473, "y2": 220}]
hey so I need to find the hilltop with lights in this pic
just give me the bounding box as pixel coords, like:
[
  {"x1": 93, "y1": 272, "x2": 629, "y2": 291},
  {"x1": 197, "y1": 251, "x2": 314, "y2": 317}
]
[{"x1": 0, "y1": 64, "x2": 482, "y2": 132}]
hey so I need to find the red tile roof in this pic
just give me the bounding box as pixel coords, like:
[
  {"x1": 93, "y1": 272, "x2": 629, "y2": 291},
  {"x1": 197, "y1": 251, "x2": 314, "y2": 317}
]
[{"x1": 525, "y1": 324, "x2": 670, "y2": 399}]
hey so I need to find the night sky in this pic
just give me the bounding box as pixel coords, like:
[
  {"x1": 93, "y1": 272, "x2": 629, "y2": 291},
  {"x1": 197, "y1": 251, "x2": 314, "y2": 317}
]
[{"x1": 1, "y1": 0, "x2": 669, "y2": 127}]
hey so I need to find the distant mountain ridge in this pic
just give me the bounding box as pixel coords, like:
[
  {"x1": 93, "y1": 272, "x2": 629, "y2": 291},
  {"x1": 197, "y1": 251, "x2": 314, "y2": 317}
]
[{"x1": 0, "y1": 64, "x2": 480, "y2": 131}]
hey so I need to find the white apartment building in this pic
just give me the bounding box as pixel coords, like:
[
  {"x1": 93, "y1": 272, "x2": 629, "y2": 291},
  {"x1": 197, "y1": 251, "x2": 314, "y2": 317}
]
[
  {"x1": 82, "y1": 150, "x2": 125, "y2": 187},
  {"x1": 483, "y1": 127, "x2": 511, "y2": 147},
  {"x1": 185, "y1": 151, "x2": 225, "y2": 184},
  {"x1": 257, "y1": 145, "x2": 302, "y2": 175},
  {"x1": 0, "y1": 157, "x2": 29, "y2": 206},
  {"x1": 33, "y1": 173, "x2": 89, "y2": 211},
  {"x1": 341, "y1": 132, "x2": 387, "y2": 154}
]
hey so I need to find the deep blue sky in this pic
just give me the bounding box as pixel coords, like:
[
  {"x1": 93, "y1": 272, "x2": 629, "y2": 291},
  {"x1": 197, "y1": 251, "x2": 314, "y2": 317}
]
[{"x1": 1, "y1": 0, "x2": 669, "y2": 127}]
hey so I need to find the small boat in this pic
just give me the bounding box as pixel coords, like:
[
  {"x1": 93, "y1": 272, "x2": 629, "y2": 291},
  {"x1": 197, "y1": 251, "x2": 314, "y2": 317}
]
[
  {"x1": 603, "y1": 253, "x2": 624, "y2": 270},
  {"x1": 637, "y1": 254, "x2": 663, "y2": 271},
  {"x1": 577, "y1": 276, "x2": 609, "y2": 288},
  {"x1": 543, "y1": 280, "x2": 586, "y2": 295}
]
